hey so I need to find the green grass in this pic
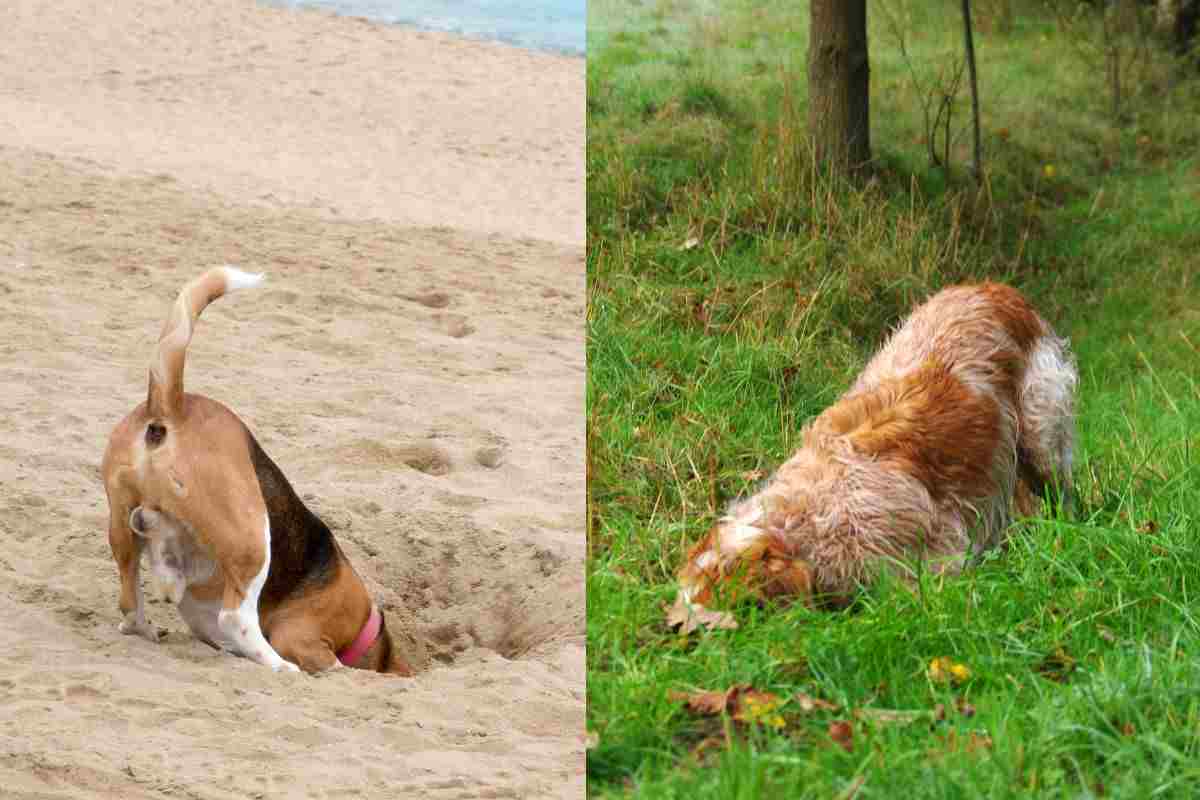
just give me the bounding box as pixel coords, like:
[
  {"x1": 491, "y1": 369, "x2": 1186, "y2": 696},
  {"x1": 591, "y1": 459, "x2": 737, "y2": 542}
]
[{"x1": 587, "y1": 0, "x2": 1200, "y2": 796}]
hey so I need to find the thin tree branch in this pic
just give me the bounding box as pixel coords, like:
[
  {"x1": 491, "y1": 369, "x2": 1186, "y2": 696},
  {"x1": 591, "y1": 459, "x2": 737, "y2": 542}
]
[{"x1": 962, "y1": 0, "x2": 982, "y2": 180}]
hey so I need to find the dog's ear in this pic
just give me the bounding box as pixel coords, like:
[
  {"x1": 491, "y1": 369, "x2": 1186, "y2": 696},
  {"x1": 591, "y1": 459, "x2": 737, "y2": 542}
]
[
  {"x1": 676, "y1": 524, "x2": 721, "y2": 605},
  {"x1": 679, "y1": 525, "x2": 719, "y2": 573}
]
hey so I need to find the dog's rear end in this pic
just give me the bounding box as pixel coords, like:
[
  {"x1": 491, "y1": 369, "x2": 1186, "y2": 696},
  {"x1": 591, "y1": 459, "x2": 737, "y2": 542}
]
[
  {"x1": 102, "y1": 266, "x2": 271, "y2": 650},
  {"x1": 102, "y1": 267, "x2": 422, "y2": 675}
]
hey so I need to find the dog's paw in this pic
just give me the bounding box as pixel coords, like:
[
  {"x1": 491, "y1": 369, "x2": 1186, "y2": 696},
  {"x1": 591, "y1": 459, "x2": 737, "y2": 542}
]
[
  {"x1": 274, "y1": 659, "x2": 302, "y2": 674},
  {"x1": 119, "y1": 618, "x2": 166, "y2": 642}
]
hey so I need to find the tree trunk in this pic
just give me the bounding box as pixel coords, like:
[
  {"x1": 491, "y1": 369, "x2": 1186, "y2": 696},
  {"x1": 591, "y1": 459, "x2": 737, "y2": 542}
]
[
  {"x1": 808, "y1": 0, "x2": 871, "y2": 171},
  {"x1": 1157, "y1": 0, "x2": 1199, "y2": 52}
]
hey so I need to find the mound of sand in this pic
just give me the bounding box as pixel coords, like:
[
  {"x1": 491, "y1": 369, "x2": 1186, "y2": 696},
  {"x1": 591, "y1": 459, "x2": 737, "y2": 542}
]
[{"x1": 0, "y1": 2, "x2": 583, "y2": 798}]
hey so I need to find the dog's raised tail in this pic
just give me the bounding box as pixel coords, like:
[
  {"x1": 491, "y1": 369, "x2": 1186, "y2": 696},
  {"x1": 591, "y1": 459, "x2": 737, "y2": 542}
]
[{"x1": 146, "y1": 266, "x2": 265, "y2": 421}]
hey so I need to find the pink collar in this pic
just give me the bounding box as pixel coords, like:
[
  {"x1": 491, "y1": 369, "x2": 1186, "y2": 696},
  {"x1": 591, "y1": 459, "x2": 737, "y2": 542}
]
[{"x1": 337, "y1": 605, "x2": 382, "y2": 667}]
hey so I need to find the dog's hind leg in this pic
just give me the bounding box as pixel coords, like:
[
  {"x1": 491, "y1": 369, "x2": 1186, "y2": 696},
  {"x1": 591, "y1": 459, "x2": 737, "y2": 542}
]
[
  {"x1": 265, "y1": 617, "x2": 341, "y2": 675},
  {"x1": 1016, "y1": 332, "x2": 1078, "y2": 514},
  {"x1": 216, "y1": 513, "x2": 300, "y2": 673},
  {"x1": 106, "y1": 494, "x2": 163, "y2": 642}
]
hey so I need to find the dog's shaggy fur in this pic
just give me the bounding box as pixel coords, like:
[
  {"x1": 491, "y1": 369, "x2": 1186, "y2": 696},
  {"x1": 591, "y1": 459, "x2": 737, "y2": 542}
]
[{"x1": 676, "y1": 283, "x2": 1076, "y2": 611}]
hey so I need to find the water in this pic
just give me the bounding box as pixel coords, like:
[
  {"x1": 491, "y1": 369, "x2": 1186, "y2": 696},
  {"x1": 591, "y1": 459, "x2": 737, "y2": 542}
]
[{"x1": 265, "y1": 0, "x2": 585, "y2": 56}]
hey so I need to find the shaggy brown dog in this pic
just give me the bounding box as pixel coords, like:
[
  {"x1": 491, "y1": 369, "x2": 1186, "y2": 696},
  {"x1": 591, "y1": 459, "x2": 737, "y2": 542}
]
[{"x1": 673, "y1": 283, "x2": 1076, "y2": 621}]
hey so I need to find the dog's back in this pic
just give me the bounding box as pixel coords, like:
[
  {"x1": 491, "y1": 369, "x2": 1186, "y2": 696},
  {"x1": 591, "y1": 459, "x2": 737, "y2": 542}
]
[{"x1": 674, "y1": 283, "x2": 1077, "y2": 613}]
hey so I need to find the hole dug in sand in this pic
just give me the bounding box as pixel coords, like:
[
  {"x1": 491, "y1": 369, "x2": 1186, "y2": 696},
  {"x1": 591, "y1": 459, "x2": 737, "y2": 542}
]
[
  {"x1": 397, "y1": 443, "x2": 453, "y2": 476},
  {"x1": 370, "y1": 509, "x2": 582, "y2": 667},
  {"x1": 332, "y1": 439, "x2": 453, "y2": 477},
  {"x1": 419, "y1": 576, "x2": 578, "y2": 664},
  {"x1": 406, "y1": 291, "x2": 452, "y2": 309}
]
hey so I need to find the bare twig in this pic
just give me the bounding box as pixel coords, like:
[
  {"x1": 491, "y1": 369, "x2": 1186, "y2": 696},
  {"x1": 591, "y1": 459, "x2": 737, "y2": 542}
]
[{"x1": 962, "y1": 0, "x2": 983, "y2": 180}]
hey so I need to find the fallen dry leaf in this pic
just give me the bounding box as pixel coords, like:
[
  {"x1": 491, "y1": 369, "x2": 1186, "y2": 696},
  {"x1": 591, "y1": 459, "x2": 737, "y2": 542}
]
[
  {"x1": 679, "y1": 236, "x2": 700, "y2": 251},
  {"x1": 666, "y1": 595, "x2": 738, "y2": 634},
  {"x1": 668, "y1": 684, "x2": 749, "y2": 715},
  {"x1": 828, "y1": 719, "x2": 854, "y2": 752},
  {"x1": 670, "y1": 684, "x2": 784, "y2": 728}
]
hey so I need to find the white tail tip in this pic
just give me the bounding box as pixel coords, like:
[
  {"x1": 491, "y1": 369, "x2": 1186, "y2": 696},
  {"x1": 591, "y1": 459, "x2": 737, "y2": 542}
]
[{"x1": 220, "y1": 265, "x2": 266, "y2": 291}]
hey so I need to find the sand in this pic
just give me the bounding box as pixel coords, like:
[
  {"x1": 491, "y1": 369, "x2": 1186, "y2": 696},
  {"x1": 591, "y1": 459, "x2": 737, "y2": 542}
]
[{"x1": 0, "y1": 2, "x2": 584, "y2": 798}]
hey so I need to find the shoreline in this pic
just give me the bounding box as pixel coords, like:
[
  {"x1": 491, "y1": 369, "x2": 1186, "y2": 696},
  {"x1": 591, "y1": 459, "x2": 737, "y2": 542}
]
[{"x1": 260, "y1": 0, "x2": 586, "y2": 58}]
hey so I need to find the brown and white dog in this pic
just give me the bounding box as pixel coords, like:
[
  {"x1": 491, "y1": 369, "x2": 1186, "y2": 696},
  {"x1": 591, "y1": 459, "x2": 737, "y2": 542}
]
[
  {"x1": 674, "y1": 283, "x2": 1076, "y2": 617},
  {"x1": 101, "y1": 267, "x2": 412, "y2": 675}
]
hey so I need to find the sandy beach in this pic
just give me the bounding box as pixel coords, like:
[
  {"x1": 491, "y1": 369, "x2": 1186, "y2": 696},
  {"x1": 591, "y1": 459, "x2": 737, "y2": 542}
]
[{"x1": 0, "y1": 2, "x2": 584, "y2": 798}]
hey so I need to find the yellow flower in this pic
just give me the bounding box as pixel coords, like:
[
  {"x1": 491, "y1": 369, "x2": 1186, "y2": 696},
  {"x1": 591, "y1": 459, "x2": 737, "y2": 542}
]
[
  {"x1": 928, "y1": 657, "x2": 971, "y2": 684},
  {"x1": 1043, "y1": 164, "x2": 1057, "y2": 178},
  {"x1": 736, "y1": 693, "x2": 787, "y2": 728}
]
